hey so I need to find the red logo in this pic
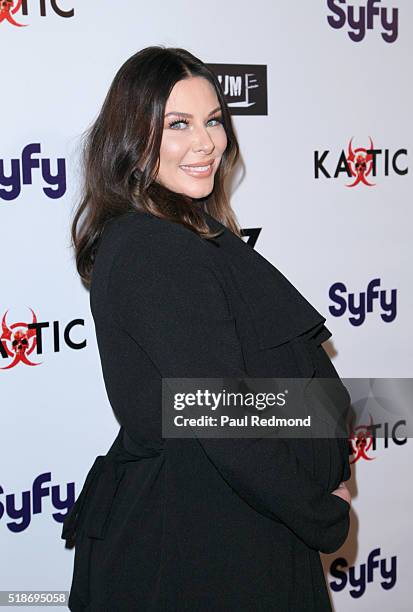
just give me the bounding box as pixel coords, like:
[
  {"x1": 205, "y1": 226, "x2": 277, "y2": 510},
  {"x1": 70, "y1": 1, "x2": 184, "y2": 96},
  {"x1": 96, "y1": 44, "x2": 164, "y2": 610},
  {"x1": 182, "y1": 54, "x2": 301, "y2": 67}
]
[
  {"x1": 0, "y1": 308, "x2": 41, "y2": 369},
  {"x1": 348, "y1": 415, "x2": 375, "y2": 463},
  {"x1": 0, "y1": 0, "x2": 26, "y2": 27},
  {"x1": 346, "y1": 136, "x2": 375, "y2": 188}
]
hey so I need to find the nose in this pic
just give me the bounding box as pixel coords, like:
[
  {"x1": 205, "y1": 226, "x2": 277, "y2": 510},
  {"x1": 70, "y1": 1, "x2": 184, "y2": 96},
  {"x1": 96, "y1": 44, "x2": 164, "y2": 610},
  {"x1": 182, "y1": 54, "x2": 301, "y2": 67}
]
[{"x1": 192, "y1": 124, "x2": 215, "y2": 155}]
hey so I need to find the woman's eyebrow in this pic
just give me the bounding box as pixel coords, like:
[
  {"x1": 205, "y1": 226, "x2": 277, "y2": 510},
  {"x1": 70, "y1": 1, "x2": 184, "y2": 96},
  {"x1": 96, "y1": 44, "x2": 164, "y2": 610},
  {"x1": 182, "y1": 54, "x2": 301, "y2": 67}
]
[{"x1": 165, "y1": 106, "x2": 221, "y2": 118}]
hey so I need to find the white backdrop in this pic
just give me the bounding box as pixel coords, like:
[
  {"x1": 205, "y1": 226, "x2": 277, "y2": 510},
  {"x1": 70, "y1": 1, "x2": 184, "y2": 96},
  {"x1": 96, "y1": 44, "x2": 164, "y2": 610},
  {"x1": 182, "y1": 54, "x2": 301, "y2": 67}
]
[{"x1": 1, "y1": 1, "x2": 411, "y2": 610}]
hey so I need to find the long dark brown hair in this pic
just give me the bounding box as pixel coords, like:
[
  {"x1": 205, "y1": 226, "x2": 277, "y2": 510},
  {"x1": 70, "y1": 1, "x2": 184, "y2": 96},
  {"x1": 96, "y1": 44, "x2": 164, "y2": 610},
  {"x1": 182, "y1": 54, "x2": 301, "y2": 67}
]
[{"x1": 71, "y1": 45, "x2": 243, "y2": 286}]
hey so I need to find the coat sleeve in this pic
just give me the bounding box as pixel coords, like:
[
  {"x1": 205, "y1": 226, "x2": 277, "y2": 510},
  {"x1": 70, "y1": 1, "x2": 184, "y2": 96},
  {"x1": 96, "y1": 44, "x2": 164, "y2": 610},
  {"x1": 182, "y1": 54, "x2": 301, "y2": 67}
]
[{"x1": 107, "y1": 219, "x2": 350, "y2": 554}]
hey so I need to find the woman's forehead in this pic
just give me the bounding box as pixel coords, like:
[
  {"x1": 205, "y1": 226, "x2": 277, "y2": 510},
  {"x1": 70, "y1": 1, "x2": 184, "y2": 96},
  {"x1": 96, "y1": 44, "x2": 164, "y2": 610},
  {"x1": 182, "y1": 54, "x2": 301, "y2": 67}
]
[{"x1": 165, "y1": 77, "x2": 219, "y2": 112}]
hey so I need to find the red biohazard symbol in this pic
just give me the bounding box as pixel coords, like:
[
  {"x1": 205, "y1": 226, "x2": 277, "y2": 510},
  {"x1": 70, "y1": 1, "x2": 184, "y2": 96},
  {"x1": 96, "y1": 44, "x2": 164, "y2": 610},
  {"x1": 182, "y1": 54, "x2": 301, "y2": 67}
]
[
  {"x1": 0, "y1": 0, "x2": 26, "y2": 27},
  {"x1": 346, "y1": 136, "x2": 376, "y2": 187},
  {"x1": 0, "y1": 308, "x2": 41, "y2": 369},
  {"x1": 349, "y1": 415, "x2": 376, "y2": 463}
]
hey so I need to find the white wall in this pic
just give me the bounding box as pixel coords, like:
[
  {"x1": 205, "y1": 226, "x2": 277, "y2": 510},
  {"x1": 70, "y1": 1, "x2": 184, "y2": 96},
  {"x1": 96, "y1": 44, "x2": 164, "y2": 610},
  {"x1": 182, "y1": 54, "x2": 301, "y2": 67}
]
[{"x1": 1, "y1": 1, "x2": 411, "y2": 610}]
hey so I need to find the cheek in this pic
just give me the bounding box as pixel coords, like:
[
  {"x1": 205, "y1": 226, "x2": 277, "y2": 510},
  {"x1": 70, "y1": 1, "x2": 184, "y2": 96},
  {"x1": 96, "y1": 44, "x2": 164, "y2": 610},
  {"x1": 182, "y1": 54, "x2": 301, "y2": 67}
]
[
  {"x1": 160, "y1": 135, "x2": 187, "y2": 166},
  {"x1": 214, "y1": 129, "x2": 228, "y2": 154}
]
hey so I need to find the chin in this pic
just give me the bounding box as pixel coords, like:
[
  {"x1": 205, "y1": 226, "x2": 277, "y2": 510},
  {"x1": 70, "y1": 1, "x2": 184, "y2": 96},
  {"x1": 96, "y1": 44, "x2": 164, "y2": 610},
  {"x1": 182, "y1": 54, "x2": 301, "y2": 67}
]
[
  {"x1": 187, "y1": 191, "x2": 212, "y2": 200},
  {"x1": 183, "y1": 184, "x2": 214, "y2": 200}
]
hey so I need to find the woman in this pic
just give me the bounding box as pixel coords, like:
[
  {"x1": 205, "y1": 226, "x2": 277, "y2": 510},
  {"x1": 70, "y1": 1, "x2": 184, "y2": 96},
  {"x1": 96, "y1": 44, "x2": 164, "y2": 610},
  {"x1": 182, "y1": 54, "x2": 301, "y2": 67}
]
[{"x1": 62, "y1": 46, "x2": 351, "y2": 611}]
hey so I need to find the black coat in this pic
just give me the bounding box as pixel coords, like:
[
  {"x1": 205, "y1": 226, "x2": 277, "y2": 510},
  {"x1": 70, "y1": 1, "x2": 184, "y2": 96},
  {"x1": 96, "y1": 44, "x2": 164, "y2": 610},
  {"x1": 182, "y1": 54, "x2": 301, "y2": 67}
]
[{"x1": 61, "y1": 209, "x2": 351, "y2": 611}]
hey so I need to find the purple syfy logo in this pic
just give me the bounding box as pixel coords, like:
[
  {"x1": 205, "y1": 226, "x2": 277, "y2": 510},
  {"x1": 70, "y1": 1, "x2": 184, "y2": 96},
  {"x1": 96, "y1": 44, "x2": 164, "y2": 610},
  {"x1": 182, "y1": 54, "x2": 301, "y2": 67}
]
[
  {"x1": 0, "y1": 472, "x2": 74, "y2": 532},
  {"x1": 0, "y1": 143, "x2": 66, "y2": 201},
  {"x1": 329, "y1": 547, "x2": 397, "y2": 598},
  {"x1": 327, "y1": 0, "x2": 399, "y2": 43},
  {"x1": 328, "y1": 277, "x2": 397, "y2": 326}
]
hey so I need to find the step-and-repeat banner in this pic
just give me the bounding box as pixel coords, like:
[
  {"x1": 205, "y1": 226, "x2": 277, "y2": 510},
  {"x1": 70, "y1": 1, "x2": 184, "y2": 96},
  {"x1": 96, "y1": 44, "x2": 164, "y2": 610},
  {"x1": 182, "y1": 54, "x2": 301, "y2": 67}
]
[{"x1": 1, "y1": 2, "x2": 411, "y2": 610}]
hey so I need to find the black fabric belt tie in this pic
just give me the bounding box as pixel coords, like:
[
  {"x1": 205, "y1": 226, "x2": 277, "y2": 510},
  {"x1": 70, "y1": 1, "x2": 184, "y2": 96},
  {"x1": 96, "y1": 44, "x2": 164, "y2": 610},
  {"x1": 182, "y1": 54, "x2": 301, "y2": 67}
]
[{"x1": 61, "y1": 428, "x2": 163, "y2": 543}]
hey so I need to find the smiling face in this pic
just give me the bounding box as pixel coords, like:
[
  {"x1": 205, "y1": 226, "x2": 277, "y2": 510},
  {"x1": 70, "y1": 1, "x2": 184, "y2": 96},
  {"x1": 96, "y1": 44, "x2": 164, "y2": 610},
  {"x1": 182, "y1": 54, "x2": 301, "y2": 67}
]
[{"x1": 156, "y1": 76, "x2": 228, "y2": 199}]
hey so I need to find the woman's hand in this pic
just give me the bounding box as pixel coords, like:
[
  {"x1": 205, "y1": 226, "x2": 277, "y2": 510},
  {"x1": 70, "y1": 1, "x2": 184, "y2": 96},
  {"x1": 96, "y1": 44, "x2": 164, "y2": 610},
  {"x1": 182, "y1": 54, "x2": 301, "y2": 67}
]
[{"x1": 332, "y1": 481, "x2": 351, "y2": 507}]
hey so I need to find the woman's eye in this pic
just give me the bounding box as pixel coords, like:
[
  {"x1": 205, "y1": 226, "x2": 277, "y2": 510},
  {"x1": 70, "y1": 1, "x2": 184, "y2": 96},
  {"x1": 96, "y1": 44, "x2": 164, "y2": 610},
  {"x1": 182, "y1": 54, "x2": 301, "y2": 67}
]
[
  {"x1": 168, "y1": 116, "x2": 223, "y2": 130},
  {"x1": 208, "y1": 116, "x2": 223, "y2": 127},
  {"x1": 169, "y1": 119, "x2": 189, "y2": 129}
]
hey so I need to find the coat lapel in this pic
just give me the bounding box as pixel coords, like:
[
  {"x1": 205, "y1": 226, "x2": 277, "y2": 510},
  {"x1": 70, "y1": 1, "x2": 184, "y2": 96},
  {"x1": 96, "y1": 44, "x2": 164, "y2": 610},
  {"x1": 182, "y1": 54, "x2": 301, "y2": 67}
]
[{"x1": 203, "y1": 211, "x2": 327, "y2": 351}]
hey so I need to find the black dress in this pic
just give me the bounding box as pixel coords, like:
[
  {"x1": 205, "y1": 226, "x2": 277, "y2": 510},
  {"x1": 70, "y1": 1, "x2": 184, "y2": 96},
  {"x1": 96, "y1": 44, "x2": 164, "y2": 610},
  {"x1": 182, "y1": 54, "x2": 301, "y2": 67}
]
[{"x1": 62, "y1": 209, "x2": 351, "y2": 611}]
